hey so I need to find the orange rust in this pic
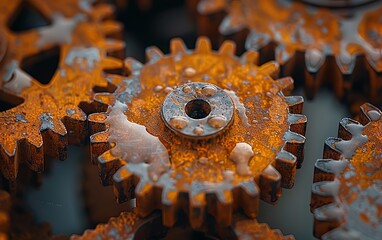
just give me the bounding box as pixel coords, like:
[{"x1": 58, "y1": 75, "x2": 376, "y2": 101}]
[
  {"x1": 72, "y1": 210, "x2": 294, "y2": 240},
  {"x1": 311, "y1": 103, "x2": 382, "y2": 239},
  {"x1": 195, "y1": 0, "x2": 382, "y2": 113},
  {"x1": 0, "y1": 0, "x2": 124, "y2": 182},
  {"x1": 89, "y1": 37, "x2": 306, "y2": 228}
]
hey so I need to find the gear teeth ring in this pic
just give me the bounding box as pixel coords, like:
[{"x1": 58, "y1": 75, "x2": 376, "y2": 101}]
[
  {"x1": 0, "y1": 0, "x2": 125, "y2": 186},
  {"x1": 90, "y1": 37, "x2": 306, "y2": 228},
  {"x1": 72, "y1": 210, "x2": 294, "y2": 240},
  {"x1": 310, "y1": 103, "x2": 382, "y2": 239},
  {"x1": 195, "y1": 0, "x2": 382, "y2": 113}
]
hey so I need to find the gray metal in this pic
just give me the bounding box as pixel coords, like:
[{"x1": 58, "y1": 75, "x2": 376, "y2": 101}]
[{"x1": 161, "y1": 82, "x2": 234, "y2": 139}]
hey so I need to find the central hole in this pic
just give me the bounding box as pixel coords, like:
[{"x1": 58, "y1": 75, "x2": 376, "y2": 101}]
[{"x1": 185, "y1": 99, "x2": 211, "y2": 119}]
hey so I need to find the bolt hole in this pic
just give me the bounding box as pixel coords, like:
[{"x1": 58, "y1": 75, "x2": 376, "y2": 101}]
[{"x1": 185, "y1": 99, "x2": 211, "y2": 119}]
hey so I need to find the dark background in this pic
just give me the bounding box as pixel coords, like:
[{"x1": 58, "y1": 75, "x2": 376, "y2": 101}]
[{"x1": 8, "y1": 1, "x2": 353, "y2": 239}]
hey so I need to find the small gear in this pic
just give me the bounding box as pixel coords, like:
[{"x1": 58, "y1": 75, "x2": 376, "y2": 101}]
[
  {"x1": 310, "y1": 103, "x2": 382, "y2": 239},
  {"x1": 0, "y1": 0, "x2": 125, "y2": 185},
  {"x1": 71, "y1": 210, "x2": 294, "y2": 239},
  {"x1": 89, "y1": 37, "x2": 306, "y2": 228},
  {"x1": 195, "y1": 0, "x2": 382, "y2": 112}
]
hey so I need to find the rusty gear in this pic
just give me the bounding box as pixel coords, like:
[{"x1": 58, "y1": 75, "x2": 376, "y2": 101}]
[
  {"x1": 310, "y1": 103, "x2": 382, "y2": 239},
  {"x1": 71, "y1": 210, "x2": 294, "y2": 240},
  {"x1": 195, "y1": 0, "x2": 382, "y2": 113},
  {"x1": 0, "y1": 0, "x2": 125, "y2": 184},
  {"x1": 89, "y1": 37, "x2": 306, "y2": 228}
]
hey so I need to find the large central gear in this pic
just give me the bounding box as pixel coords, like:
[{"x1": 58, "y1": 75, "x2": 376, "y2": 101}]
[
  {"x1": 195, "y1": 0, "x2": 382, "y2": 112},
  {"x1": 0, "y1": 0, "x2": 125, "y2": 184},
  {"x1": 311, "y1": 103, "x2": 382, "y2": 239},
  {"x1": 90, "y1": 37, "x2": 306, "y2": 228}
]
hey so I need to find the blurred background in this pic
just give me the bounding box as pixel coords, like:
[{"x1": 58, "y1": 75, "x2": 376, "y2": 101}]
[{"x1": 5, "y1": 0, "x2": 356, "y2": 239}]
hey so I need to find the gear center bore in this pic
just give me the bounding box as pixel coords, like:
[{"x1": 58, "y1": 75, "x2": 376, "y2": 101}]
[
  {"x1": 185, "y1": 99, "x2": 211, "y2": 119},
  {"x1": 161, "y1": 82, "x2": 234, "y2": 139}
]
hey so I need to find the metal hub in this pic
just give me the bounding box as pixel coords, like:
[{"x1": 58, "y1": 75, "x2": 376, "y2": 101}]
[{"x1": 161, "y1": 82, "x2": 234, "y2": 139}]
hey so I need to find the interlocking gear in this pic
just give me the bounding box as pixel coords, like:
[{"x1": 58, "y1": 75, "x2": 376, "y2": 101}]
[
  {"x1": 0, "y1": 0, "x2": 125, "y2": 184},
  {"x1": 89, "y1": 37, "x2": 306, "y2": 228},
  {"x1": 196, "y1": 0, "x2": 382, "y2": 112},
  {"x1": 310, "y1": 103, "x2": 382, "y2": 239},
  {"x1": 72, "y1": 210, "x2": 294, "y2": 240}
]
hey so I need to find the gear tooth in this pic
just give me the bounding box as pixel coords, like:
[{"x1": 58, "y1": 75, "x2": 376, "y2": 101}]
[
  {"x1": 245, "y1": 31, "x2": 271, "y2": 51},
  {"x1": 276, "y1": 77, "x2": 294, "y2": 93},
  {"x1": 323, "y1": 137, "x2": 342, "y2": 160},
  {"x1": 170, "y1": 38, "x2": 187, "y2": 54},
  {"x1": 335, "y1": 54, "x2": 356, "y2": 74},
  {"x1": 196, "y1": 37, "x2": 212, "y2": 53},
  {"x1": 214, "y1": 190, "x2": 233, "y2": 226},
  {"x1": 366, "y1": 49, "x2": 382, "y2": 72},
  {"x1": 90, "y1": 130, "x2": 110, "y2": 164},
  {"x1": 274, "y1": 150, "x2": 297, "y2": 188},
  {"x1": 275, "y1": 44, "x2": 294, "y2": 65},
  {"x1": 61, "y1": 105, "x2": 87, "y2": 145},
  {"x1": 284, "y1": 96, "x2": 304, "y2": 114},
  {"x1": 260, "y1": 165, "x2": 281, "y2": 203},
  {"x1": 88, "y1": 113, "x2": 108, "y2": 135},
  {"x1": 189, "y1": 193, "x2": 206, "y2": 229},
  {"x1": 98, "y1": 149, "x2": 123, "y2": 186},
  {"x1": 238, "y1": 180, "x2": 259, "y2": 218},
  {"x1": 124, "y1": 58, "x2": 143, "y2": 76},
  {"x1": 313, "y1": 159, "x2": 348, "y2": 183},
  {"x1": 0, "y1": 145, "x2": 19, "y2": 181},
  {"x1": 338, "y1": 118, "x2": 359, "y2": 140},
  {"x1": 90, "y1": 3, "x2": 115, "y2": 21},
  {"x1": 162, "y1": 189, "x2": 179, "y2": 227},
  {"x1": 145, "y1": 46, "x2": 164, "y2": 63},
  {"x1": 218, "y1": 40, "x2": 236, "y2": 55},
  {"x1": 310, "y1": 180, "x2": 338, "y2": 211},
  {"x1": 287, "y1": 113, "x2": 307, "y2": 136},
  {"x1": 113, "y1": 165, "x2": 135, "y2": 203},
  {"x1": 239, "y1": 50, "x2": 259, "y2": 66},
  {"x1": 313, "y1": 203, "x2": 342, "y2": 239},
  {"x1": 94, "y1": 93, "x2": 116, "y2": 108},
  {"x1": 22, "y1": 139, "x2": 45, "y2": 173},
  {"x1": 321, "y1": 228, "x2": 353, "y2": 240},
  {"x1": 305, "y1": 48, "x2": 325, "y2": 73},
  {"x1": 102, "y1": 56, "x2": 124, "y2": 70},
  {"x1": 218, "y1": 0, "x2": 246, "y2": 35},
  {"x1": 283, "y1": 131, "x2": 305, "y2": 168},
  {"x1": 40, "y1": 120, "x2": 68, "y2": 161},
  {"x1": 258, "y1": 61, "x2": 280, "y2": 76},
  {"x1": 135, "y1": 182, "x2": 156, "y2": 218},
  {"x1": 359, "y1": 103, "x2": 382, "y2": 124},
  {"x1": 99, "y1": 20, "x2": 123, "y2": 37}
]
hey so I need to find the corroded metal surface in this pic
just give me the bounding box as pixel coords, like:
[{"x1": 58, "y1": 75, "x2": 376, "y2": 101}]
[
  {"x1": 72, "y1": 210, "x2": 294, "y2": 240},
  {"x1": 0, "y1": 0, "x2": 125, "y2": 183},
  {"x1": 89, "y1": 37, "x2": 306, "y2": 228},
  {"x1": 195, "y1": 0, "x2": 382, "y2": 113},
  {"x1": 161, "y1": 82, "x2": 234, "y2": 139},
  {"x1": 311, "y1": 103, "x2": 382, "y2": 239}
]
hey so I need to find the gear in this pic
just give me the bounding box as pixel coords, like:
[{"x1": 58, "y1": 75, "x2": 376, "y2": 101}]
[
  {"x1": 195, "y1": 0, "x2": 382, "y2": 113},
  {"x1": 72, "y1": 210, "x2": 294, "y2": 239},
  {"x1": 89, "y1": 37, "x2": 306, "y2": 228},
  {"x1": 0, "y1": 0, "x2": 125, "y2": 184},
  {"x1": 310, "y1": 103, "x2": 382, "y2": 239}
]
